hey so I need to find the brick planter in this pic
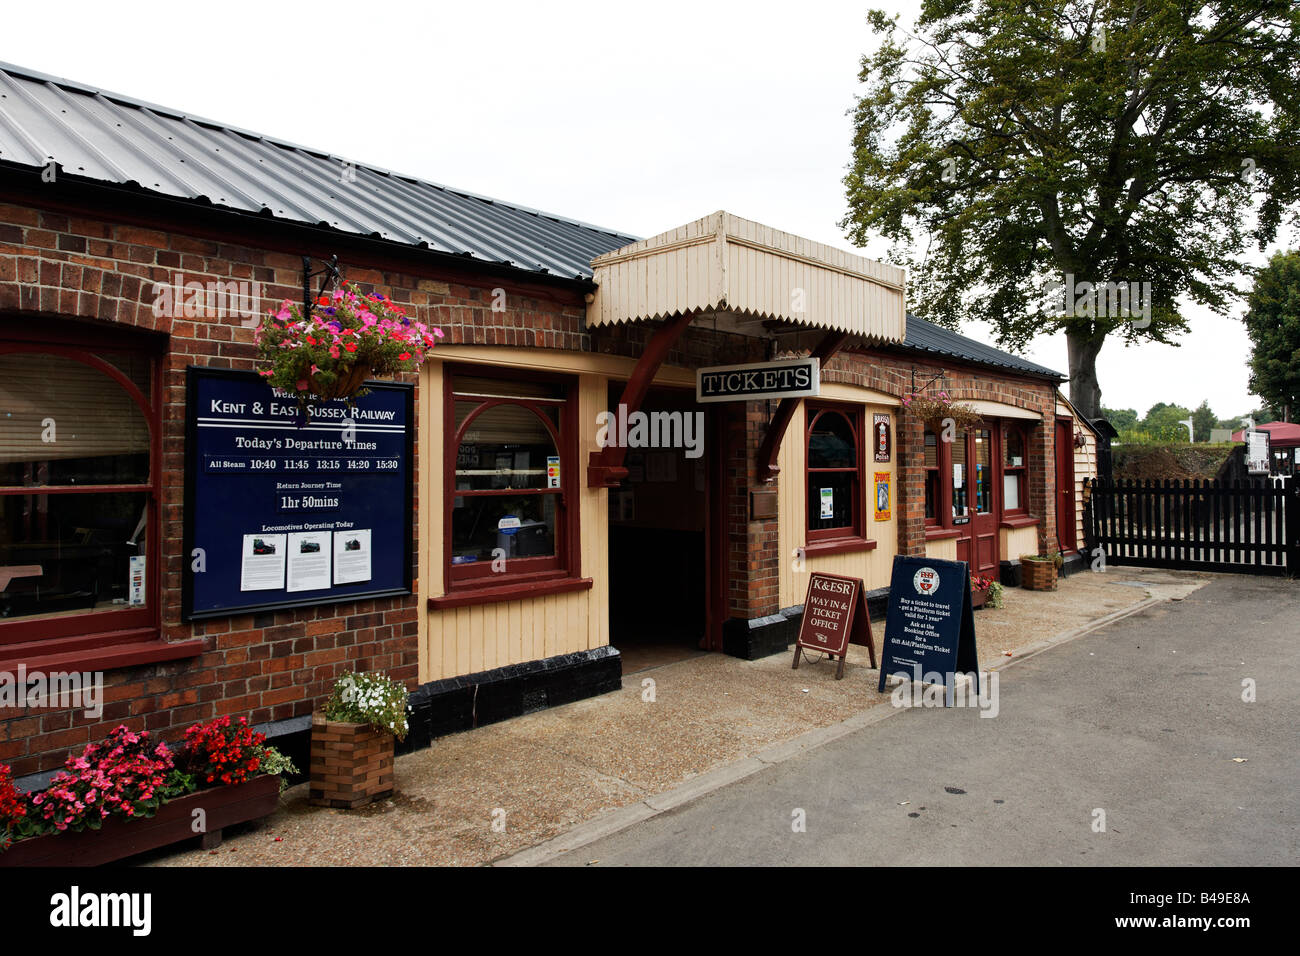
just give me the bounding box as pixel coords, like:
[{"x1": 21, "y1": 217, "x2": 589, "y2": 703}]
[
  {"x1": 1020, "y1": 558, "x2": 1058, "y2": 591},
  {"x1": 309, "y1": 717, "x2": 395, "y2": 809}
]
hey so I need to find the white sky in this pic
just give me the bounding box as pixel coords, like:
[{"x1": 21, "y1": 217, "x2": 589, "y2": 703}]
[{"x1": 6, "y1": 0, "x2": 1292, "y2": 420}]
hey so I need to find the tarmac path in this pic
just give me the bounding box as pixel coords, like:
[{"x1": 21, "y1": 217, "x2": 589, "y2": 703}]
[{"x1": 540, "y1": 574, "x2": 1299, "y2": 866}]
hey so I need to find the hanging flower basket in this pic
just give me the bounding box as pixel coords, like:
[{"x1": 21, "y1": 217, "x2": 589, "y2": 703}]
[
  {"x1": 901, "y1": 389, "x2": 983, "y2": 432},
  {"x1": 255, "y1": 282, "x2": 443, "y2": 407}
]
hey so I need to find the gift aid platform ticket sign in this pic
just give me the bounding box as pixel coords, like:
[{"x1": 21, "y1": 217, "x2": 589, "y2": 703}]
[
  {"x1": 877, "y1": 555, "x2": 978, "y2": 704},
  {"x1": 183, "y1": 367, "x2": 413, "y2": 619}
]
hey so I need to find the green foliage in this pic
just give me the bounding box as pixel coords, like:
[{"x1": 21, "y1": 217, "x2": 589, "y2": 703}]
[
  {"x1": 1243, "y1": 249, "x2": 1300, "y2": 417},
  {"x1": 1102, "y1": 406, "x2": 1139, "y2": 432},
  {"x1": 1192, "y1": 401, "x2": 1217, "y2": 442},
  {"x1": 323, "y1": 671, "x2": 410, "y2": 741},
  {"x1": 1141, "y1": 403, "x2": 1193, "y2": 442},
  {"x1": 843, "y1": 1, "x2": 1300, "y2": 417},
  {"x1": 256, "y1": 745, "x2": 300, "y2": 793}
]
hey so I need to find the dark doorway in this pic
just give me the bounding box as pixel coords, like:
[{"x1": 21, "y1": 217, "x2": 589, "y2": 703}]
[{"x1": 607, "y1": 385, "x2": 712, "y2": 673}]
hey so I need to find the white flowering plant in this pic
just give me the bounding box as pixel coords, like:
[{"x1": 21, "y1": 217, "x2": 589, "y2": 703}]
[{"x1": 323, "y1": 671, "x2": 410, "y2": 741}]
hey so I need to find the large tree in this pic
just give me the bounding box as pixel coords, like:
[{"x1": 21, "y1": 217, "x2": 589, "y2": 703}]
[
  {"x1": 843, "y1": 0, "x2": 1300, "y2": 420},
  {"x1": 1242, "y1": 249, "x2": 1300, "y2": 419}
]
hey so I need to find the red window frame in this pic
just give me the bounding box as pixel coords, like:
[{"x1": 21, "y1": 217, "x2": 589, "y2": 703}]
[
  {"x1": 804, "y1": 402, "x2": 875, "y2": 555},
  {"x1": 441, "y1": 364, "x2": 583, "y2": 598},
  {"x1": 923, "y1": 428, "x2": 942, "y2": 528},
  {"x1": 0, "y1": 336, "x2": 162, "y2": 655},
  {"x1": 1002, "y1": 421, "x2": 1030, "y2": 518}
]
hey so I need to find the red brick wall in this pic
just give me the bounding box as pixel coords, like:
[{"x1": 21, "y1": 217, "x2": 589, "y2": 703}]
[{"x1": 0, "y1": 196, "x2": 589, "y2": 776}]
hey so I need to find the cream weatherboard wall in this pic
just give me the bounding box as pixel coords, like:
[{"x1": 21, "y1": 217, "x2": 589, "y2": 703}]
[
  {"x1": 924, "y1": 536, "x2": 958, "y2": 561},
  {"x1": 417, "y1": 347, "x2": 695, "y2": 683},
  {"x1": 1001, "y1": 524, "x2": 1040, "y2": 562},
  {"x1": 777, "y1": 384, "x2": 902, "y2": 608}
]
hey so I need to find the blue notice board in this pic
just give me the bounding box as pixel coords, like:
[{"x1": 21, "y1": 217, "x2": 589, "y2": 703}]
[
  {"x1": 182, "y1": 368, "x2": 413, "y2": 620},
  {"x1": 876, "y1": 555, "x2": 979, "y2": 704}
]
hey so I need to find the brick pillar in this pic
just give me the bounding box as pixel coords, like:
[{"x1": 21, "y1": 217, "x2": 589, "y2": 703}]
[
  {"x1": 897, "y1": 409, "x2": 927, "y2": 557},
  {"x1": 720, "y1": 402, "x2": 786, "y2": 659},
  {"x1": 1029, "y1": 414, "x2": 1057, "y2": 553}
]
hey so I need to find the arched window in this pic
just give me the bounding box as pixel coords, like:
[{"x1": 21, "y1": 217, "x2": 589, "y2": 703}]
[
  {"x1": 446, "y1": 369, "x2": 576, "y2": 589},
  {"x1": 0, "y1": 345, "x2": 158, "y2": 643},
  {"x1": 806, "y1": 405, "x2": 863, "y2": 542}
]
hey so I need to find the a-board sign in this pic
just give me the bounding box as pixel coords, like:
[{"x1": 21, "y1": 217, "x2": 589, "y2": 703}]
[
  {"x1": 876, "y1": 555, "x2": 978, "y2": 704},
  {"x1": 792, "y1": 572, "x2": 876, "y2": 680},
  {"x1": 182, "y1": 367, "x2": 413, "y2": 620},
  {"x1": 696, "y1": 358, "x2": 820, "y2": 403}
]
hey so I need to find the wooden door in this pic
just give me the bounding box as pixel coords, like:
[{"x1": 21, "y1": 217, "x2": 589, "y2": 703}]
[
  {"x1": 953, "y1": 427, "x2": 1000, "y2": 576},
  {"x1": 1055, "y1": 418, "x2": 1077, "y2": 552}
]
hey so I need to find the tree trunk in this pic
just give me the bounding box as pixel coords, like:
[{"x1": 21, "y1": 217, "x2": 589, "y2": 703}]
[{"x1": 1066, "y1": 330, "x2": 1105, "y2": 421}]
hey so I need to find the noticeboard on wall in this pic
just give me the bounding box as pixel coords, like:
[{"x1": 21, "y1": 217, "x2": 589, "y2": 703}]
[{"x1": 182, "y1": 367, "x2": 413, "y2": 620}]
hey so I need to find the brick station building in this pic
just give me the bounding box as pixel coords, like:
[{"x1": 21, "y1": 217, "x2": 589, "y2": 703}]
[{"x1": 0, "y1": 62, "x2": 1084, "y2": 782}]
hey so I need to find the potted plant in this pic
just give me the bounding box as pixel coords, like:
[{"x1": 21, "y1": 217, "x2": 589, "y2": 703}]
[
  {"x1": 0, "y1": 720, "x2": 294, "y2": 866},
  {"x1": 970, "y1": 574, "x2": 1004, "y2": 610},
  {"x1": 255, "y1": 282, "x2": 443, "y2": 408},
  {"x1": 901, "y1": 389, "x2": 983, "y2": 432},
  {"x1": 1020, "y1": 553, "x2": 1059, "y2": 590},
  {"x1": 310, "y1": 671, "x2": 409, "y2": 809}
]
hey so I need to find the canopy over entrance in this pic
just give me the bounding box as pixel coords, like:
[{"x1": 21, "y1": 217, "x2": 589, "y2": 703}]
[
  {"x1": 584, "y1": 212, "x2": 907, "y2": 488},
  {"x1": 586, "y1": 211, "x2": 906, "y2": 342}
]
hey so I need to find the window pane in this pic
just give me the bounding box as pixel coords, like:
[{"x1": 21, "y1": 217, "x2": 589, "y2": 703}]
[
  {"x1": 0, "y1": 353, "x2": 151, "y2": 486},
  {"x1": 1004, "y1": 473, "x2": 1021, "y2": 510},
  {"x1": 924, "y1": 431, "x2": 938, "y2": 468},
  {"x1": 951, "y1": 433, "x2": 967, "y2": 518},
  {"x1": 808, "y1": 412, "x2": 856, "y2": 469},
  {"x1": 0, "y1": 492, "x2": 148, "y2": 620},
  {"x1": 455, "y1": 403, "x2": 559, "y2": 490},
  {"x1": 451, "y1": 493, "x2": 556, "y2": 564},
  {"x1": 1005, "y1": 428, "x2": 1025, "y2": 467},
  {"x1": 808, "y1": 472, "x2": 855, "y2": 530},
  {"x1": 924, "y1": 469, "x2": 939, "y2": 520},
  {"x1": 973, "y1": 429, "x2": 992, "y2": 513}
]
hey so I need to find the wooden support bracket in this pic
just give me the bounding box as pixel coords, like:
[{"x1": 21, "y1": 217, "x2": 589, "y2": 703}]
[
  {"x1": 756, "y1": 330, "x2": 851, "y2": 482},
  {"x1": 588, "y1": 310, "x2": 695, "y2": 488}
]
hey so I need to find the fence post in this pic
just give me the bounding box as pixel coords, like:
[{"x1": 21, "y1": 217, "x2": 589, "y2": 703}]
[{"x1": 1288, "y1": 480, "x2": 1300, "y2": 578}]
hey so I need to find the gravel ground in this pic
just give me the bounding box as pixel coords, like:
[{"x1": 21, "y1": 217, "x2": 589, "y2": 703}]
[{"x1": 141, "y1": 566, "x2": 1206, "y2": 867}]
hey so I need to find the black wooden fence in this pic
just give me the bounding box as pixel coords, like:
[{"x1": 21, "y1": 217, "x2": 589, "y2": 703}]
[{"x1": 1085, "y1": 477, "x2": 1299, "y2": 576}]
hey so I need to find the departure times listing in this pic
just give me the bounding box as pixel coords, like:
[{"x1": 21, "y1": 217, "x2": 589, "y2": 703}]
[{"x1": 183, "y1": 367, "x2": 412, "y2": 619}]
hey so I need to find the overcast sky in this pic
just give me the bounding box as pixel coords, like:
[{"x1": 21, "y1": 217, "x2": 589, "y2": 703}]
[{"x1": 7, "y1": 0, "x2": 1292, "y2": 420}]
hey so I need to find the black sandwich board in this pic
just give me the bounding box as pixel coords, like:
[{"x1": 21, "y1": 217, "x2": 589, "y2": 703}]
[{"x1": 876, "y1": 555, "x2": 979, "y2": 705}]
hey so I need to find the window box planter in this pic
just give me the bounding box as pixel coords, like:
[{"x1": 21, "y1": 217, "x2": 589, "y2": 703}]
[
  {"x1": 0, "y1": 773, "x2": 281, "y2": 867},
  {"x1": 309, "y1": 716, "x2": 395, "y2": 809},
  {"x1": 971, "y1": 586, "x2": 990, "y2": 610}
]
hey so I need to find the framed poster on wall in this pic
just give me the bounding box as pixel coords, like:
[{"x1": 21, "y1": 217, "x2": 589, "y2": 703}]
[{"x1": 182, "y1": 367, "x2": 413, "y2": 620}]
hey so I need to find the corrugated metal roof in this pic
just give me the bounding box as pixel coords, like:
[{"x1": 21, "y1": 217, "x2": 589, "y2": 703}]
[
  {"x1": 900, "y1": 313, "x2": 1065, "y2": 380},
  {"x1": 0, "y1": 61, "x2": 638, "y2": 281}
]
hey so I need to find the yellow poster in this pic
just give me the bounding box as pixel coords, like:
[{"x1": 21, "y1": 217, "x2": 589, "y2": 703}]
[{"x1": 874, "y1": 472, "x2": 891, "y2": 521}]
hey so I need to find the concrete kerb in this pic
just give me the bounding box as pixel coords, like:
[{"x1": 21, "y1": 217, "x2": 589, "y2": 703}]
[{"x1": 492, "y1": 577, "x2": 1205, "y2": 867}]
